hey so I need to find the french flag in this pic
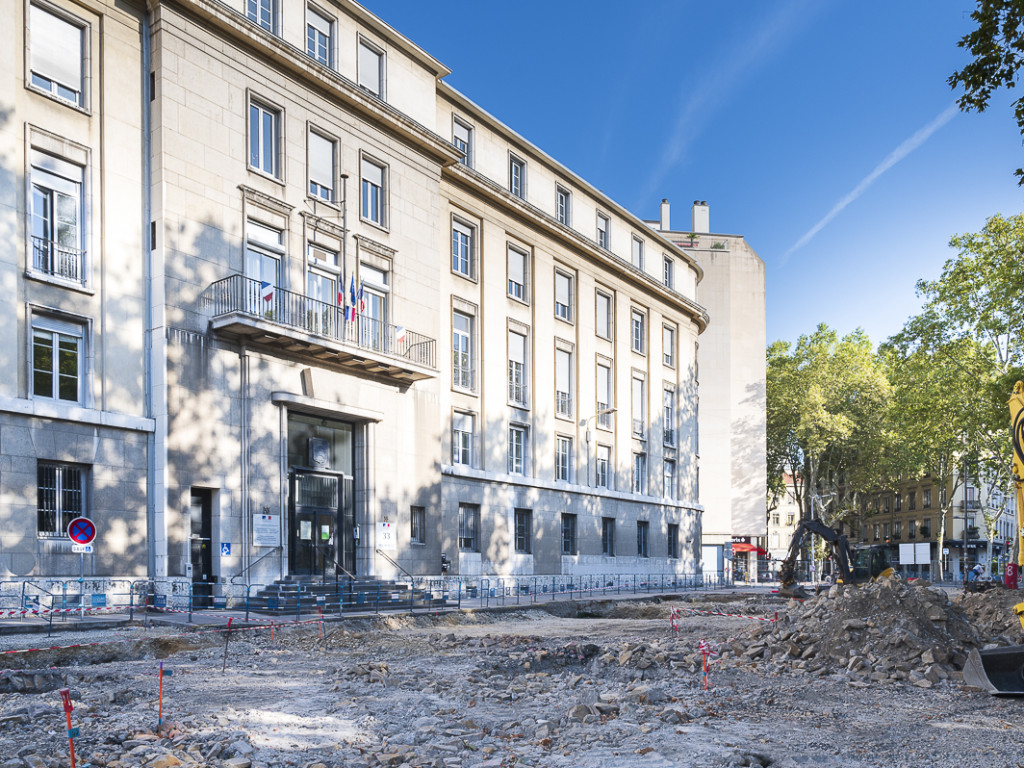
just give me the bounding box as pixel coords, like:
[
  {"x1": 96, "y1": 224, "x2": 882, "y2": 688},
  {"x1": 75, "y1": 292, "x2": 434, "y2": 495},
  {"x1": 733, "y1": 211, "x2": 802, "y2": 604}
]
[
  {"x1": 395, "y1": 326, "x2": 407, "y2": 344},
  {"x1": 260, "y1": 281, "x2": 274, "y2": 302}
]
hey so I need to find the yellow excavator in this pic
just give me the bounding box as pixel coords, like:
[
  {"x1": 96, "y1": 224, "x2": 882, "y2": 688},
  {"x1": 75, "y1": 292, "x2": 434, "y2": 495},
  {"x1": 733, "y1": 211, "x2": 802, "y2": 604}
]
[
  {"x1": 962, "y1": 382, "x2": 1024, "y2": 695},
  {"x1": 777, "y1": 517, "x2": 895, "y2": 599}
]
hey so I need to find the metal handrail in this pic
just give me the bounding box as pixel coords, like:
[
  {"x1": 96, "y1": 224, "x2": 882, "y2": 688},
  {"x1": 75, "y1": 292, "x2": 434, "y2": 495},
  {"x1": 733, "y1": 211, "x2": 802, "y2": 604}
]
[
  {"x1": 376, "y1": 549, "x2": 415, "y2": 582},
  {"x1": 230, "y1": 546, "x2": 282, "y2": 585}
]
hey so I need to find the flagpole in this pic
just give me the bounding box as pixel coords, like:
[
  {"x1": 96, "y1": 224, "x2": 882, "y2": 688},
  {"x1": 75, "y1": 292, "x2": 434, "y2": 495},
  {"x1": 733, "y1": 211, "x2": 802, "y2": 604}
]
[{"x1": 340, "y1": 174, "x2": 348, "y2": 318}]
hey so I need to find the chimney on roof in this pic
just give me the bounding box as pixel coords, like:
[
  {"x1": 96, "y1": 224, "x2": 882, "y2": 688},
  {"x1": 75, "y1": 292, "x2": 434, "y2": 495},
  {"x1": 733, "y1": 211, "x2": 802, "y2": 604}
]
[
  {"x1": 692, "y1": 200, "x2": 709, "y2": 234},
  {"x1": 659, "y1": 199, "x2": 670, "y2": 231}
]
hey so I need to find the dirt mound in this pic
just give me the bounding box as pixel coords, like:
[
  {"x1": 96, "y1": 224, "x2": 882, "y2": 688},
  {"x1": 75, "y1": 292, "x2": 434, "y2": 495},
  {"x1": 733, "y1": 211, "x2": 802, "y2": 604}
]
[{"x1": 732, "y1": 579, "x2": 1000, "y2": 686}]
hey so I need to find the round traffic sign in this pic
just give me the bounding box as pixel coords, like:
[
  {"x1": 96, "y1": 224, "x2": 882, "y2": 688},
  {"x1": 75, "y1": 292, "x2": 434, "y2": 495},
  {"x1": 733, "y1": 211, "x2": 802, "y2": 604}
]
[{"x1": 67, "y1": 517, "x2": 96, "y2": 545}]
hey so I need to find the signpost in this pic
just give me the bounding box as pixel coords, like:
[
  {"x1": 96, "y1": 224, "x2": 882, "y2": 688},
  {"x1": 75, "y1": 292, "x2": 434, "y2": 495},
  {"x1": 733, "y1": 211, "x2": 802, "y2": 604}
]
[{"x1": 66, "y1": 517, "x2": 96, "y2": 619}]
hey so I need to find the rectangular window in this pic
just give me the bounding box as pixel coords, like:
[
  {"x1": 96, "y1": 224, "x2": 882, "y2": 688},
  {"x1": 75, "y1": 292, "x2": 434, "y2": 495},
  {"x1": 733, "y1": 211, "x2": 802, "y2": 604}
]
[
  {"x1": 245, "y1": 221, "x2": 283, "y2": 315},
  {"x1": 663, "y1": 389, "x2": 676, "y2": 446},
  {"x1": 909, "y1": 519, "x2": 917, "y2": 539},
  {"x1": 308, "y1": 131, "x2": 335, "y2": 201},
  {"x1": 556, "y1": 186, "x2": 571, "y2": 226},
  {"x1": 596, "y1": 362, "x2": 612, "y2": 428},
  {"x1": 664, "y1": 459, "x2": 676, "y2": 499},
  {"x1": 667, "y1": 523, "x2": 679, "y2": 559},
  {"x1": 595, "y1": 290, "x2": 611, "y2": 339},
  {"x1": 631, "y1": 236, "x2": 644, "y2": 270},
  {"x1": 561, "y1": 513, "x2": 577, "y2": 555},
  {"x1": 507, "y1": 246, "x2": 527, "y2": 301},
  {"x1": 459, "y1": 504, "x2": 479, "y2": 552},
  {"x1": 597, "y1": 214, "x2": 610, "y2": 250},
  {"x1": 249, "y1": 99, "x2": 280, "y2": 177},
  {"x1": 554, "y1": 271, "x2": 573, "y2": 321},
  {"x1": 555, "y1": 349, "x2": 573, "y2": 418},
  {"x1": 357, "y1": 39, "x2": 384, "y2": 98},
  {"x1": 306, "y1": 6, "x2": 333, "y2": 67},
  {"x1": 596, "y1": 444, "x2": 611, "y2": 489},
  {"x1": 410, "y1": 506, "x2": 426, "y2": 544},
  {"x1": 452, "y1": 219, "x2": 474, "y2": 277},
  {"x1": 909, "y1": 491, "x2": 917, "y2": 511},
  {"x1": 895, "y1": 493, "x2": 902, "y2": 511},
  {"x1": 663, "y1": 325, "x2": 676, "y2": 368},
  {"x1": 247, "y1": 0, "x2": 276, "y2": 31},
  {"x1": 631, "y1": 309, "x2": 646, "y2": 354},
  {"x1": 452, "y1": 311, "x2": 474, "y2": 390},
  {"x1": 37, "y1": 461, "x2": 84, "y2": 538},
  {"x1": 637, "y1": 520, "x2": 650, "y2": 557},
  {"x1": 32, "y1": 315, "x2": 84, "y2": 403},
  {"x1": 515, "y1": 509, "x2": 532, "y2": 554},
  {"x1": 631, "y1": 376, "x2": 645, "y2": 439},
  {"x1": 509, "y1": 155, "x2": 525, "y2": 198},
  {"x1": 894, "y1": 520, "x2": 902, "y2": 539},
  {"x1": 30, "y1": 150, "x2": 84, "y2": 283},
  {"x1": 306, "y1": 267, "x2": 336, "y2": 334},
  {"x1": 632, "y1": 452, "x2": 646, "y2": 494},
  {"x1": 508, "y1": 331, "x2": 527, "y2": 405},
  {"x1": 663, "y1": 255, "x2": 674, "y2": 289},
  {"x1": 29, "y1": 4, "x2": 85, "y2": 106},
  {"x1": 923, "y1": 488, "x2": 932, "y2": 508},
  {"x1": 602, "y1": 517, "x2": 615, "y2": 556},
  {"x1": 556, "y1": 436, "x2": 572, "y2": 482},
  {"x1": 508, "y1": 425, "x2": 526, "y2": 474},
  {"x1": 453, "y1": 118, "x2": 473, "y2": 166},
  {"x1": 360, "y1": 157, "x2": 385, "y2": 225},
  {"x1": 452, "y1": 412, "x2": 474, "y2": 466},
  {"x1": 921, "y1": 517, "x2": 932, "y2": 538}
]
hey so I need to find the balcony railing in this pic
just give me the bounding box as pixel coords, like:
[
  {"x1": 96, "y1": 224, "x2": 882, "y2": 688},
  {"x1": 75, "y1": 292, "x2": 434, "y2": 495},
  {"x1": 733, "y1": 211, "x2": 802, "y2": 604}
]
[
  {"x1": 962, "y1": 499, "x2": 981, "y2": 511},
  {"x1": 556, "y1": 391, "x2": 573, "y2": 417},
  {"x1": 664, "y1": 428, "x2": 676, "y2": 447},
  {"x1": 508, "y1": 379, "x2": 528, "y2": 405},
  {"x1": 206, "y1": 275, "x2": 435, "y2": 371},
  {"x1": 453, "y1": 365, "x2": 475, "y2": 390},
  {"x1": 33, "y1": 237, "x2": 84, "y2": 283},
  {"x1": 596, "y1": 402, "x2": 613, "y2": 429},
  {"x1": 632, "y1": 419, "x2": 646, "y2": 439}
]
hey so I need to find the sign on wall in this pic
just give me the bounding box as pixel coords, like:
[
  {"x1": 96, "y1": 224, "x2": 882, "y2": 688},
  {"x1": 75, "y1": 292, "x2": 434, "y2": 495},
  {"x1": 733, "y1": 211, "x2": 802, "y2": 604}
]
[
  {"x1": 253, "y1": 514, "x2": 281, "y2": 547},
  {"x1": 378, "y1": 521, "x2": 396, "y2": 551}
]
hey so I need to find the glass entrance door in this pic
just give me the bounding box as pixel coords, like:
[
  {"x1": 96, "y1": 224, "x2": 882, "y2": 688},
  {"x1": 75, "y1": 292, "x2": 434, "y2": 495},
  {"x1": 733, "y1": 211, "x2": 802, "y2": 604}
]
[{"x1": 289, "y1": 470, "x2": 345, "y2": 578}]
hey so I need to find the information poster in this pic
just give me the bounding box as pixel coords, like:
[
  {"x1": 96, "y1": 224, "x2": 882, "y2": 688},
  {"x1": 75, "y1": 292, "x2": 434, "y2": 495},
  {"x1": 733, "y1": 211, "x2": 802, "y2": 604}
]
[
  {"x1": 254, "y1": 514, "x2": 281, "y2": 547},
  {"x1": 378, "y1": 521, "x2": 396, "y2": 551}
]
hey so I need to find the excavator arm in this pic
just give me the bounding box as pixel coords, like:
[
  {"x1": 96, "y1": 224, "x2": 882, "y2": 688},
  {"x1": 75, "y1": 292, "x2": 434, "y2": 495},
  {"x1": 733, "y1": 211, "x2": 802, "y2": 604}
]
[{"x1": 778, "y1": 517, "x2": 854, "y2": 597}]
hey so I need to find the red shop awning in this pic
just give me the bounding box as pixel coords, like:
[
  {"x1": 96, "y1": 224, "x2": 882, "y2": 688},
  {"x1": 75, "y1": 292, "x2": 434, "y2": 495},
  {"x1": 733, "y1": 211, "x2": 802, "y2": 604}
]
[{"x1": 731, "y1": 543, "x2": 768, "y2": 555}]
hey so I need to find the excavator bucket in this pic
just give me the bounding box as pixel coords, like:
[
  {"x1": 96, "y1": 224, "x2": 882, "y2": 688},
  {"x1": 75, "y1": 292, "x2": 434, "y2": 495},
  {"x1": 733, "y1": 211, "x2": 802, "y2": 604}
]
[
  {"x1": 777, "y1": 585, "x2": 809, "y2": 600},
  {"x1": 963, "y1": 645, "x2": 1024, "y2": 696}
]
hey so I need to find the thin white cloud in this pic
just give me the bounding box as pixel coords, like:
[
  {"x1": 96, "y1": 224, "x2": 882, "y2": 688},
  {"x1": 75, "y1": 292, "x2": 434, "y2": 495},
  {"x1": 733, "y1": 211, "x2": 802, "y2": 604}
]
[
  {"x1": 781, "y1": 103, "x2": 959, "y2": 263},
  {"x1": 637, "y1": 0, "x2": 815, "y2": 203}
]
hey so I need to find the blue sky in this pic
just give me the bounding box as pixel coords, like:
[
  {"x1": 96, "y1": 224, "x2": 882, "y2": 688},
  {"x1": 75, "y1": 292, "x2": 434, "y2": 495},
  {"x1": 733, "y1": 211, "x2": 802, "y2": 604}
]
[{"x1": 360, "y1": 0, "x2": 1023, "y2": 347}]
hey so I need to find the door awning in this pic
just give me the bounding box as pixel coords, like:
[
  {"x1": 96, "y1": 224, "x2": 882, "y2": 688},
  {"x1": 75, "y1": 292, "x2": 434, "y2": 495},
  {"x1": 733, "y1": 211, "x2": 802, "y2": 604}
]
[{"x1": 731, "y1": 542, "x2": 768, "y2": 555}]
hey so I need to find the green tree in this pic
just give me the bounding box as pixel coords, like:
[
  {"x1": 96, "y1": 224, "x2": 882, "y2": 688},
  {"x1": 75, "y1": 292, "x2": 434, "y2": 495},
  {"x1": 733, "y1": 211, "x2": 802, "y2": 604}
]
[
  {"x1": 886, "y1": 213, "x2": 1024, "y2": 572},
  {"x1": 766, "y1": 325, "x2": 892, "y2": 533},
  {"x1": 949, "y1": 0, "x2": 1024, "y2": 183}
]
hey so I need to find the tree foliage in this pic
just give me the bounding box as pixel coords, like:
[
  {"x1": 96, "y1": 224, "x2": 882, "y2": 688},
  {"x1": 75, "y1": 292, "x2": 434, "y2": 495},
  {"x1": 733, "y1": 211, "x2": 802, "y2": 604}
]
[
  {"x1": 766, "y1": 325, "x2": 891, "y2": 527},
  {"x1": 949, "y1": 0, "x2": 1024, "y2": 183}
]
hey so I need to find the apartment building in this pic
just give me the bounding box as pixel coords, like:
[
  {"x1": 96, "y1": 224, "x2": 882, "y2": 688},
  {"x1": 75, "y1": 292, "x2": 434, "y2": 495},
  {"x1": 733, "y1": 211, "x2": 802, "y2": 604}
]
[
  {"x1": 0, "y1": 1, "x2": 151, "y2": 578},
  {"x1": 2, "y1": 0, "x2": 710, "y2": 592},
  {"x1": 851, "y1": 475, "x2": 1017, "y2": 580},
  {"x1": 650, "y1": 200, "x2": 767, "y2": 578}
]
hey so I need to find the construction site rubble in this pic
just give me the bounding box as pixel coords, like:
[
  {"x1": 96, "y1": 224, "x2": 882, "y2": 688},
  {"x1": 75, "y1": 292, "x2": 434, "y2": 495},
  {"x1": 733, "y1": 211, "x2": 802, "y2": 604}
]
[{"x1": 1, "y1": 588, "x2": 1024, "y2": 768}]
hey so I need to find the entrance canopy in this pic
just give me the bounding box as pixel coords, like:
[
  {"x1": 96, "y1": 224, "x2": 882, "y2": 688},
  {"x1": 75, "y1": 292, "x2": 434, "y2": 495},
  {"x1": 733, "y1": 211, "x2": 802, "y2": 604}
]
[{"x1": 732, "y1": 542, "x2": 768, "y2": 555}]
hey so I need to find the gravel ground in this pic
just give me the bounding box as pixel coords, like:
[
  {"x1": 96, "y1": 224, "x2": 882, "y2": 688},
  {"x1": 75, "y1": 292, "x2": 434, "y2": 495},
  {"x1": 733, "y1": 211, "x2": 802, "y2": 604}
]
[{"x1": 0, "y1": 590, "x2": 1022, "y2": 768}]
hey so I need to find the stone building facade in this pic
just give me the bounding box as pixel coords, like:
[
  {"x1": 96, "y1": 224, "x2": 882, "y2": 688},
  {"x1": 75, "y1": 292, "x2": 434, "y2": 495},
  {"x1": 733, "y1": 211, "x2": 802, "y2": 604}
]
[{"x1": 2, "y1": 0, "x2": 713, "y2": 591}]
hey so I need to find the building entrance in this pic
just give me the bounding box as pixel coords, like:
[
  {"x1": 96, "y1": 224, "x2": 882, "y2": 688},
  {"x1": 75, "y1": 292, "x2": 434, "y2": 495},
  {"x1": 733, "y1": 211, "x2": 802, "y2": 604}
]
[{"x1": 288, "y1": 469, "x2": 354, "y2": 578}]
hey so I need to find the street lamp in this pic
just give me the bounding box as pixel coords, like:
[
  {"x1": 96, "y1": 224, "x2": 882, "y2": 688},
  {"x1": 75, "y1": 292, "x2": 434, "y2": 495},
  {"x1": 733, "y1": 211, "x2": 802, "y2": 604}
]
[{"x1": 581, "y1": 407, "x2": 617, "y2": 487}]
